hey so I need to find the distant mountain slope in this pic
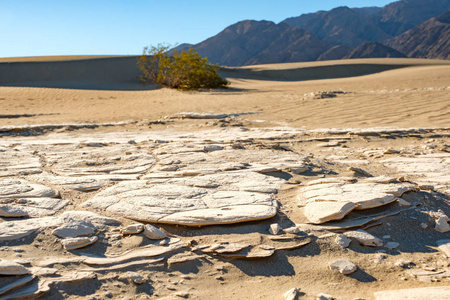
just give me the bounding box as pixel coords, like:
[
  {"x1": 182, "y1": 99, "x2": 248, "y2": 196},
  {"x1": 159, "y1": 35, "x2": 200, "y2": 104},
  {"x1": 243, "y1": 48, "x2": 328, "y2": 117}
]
[
  {"x1": 283, "y1": 6, "x2": 392, "y2": 48},
  {"x1": 344, "y1": 42, "x2": 407, "y2": 59},
  {"x1": 384, "y1": 10, "x2": 450, "y2": 59},
  {"x1": 351, "y1": 7, "x2": 382, "y2": 16},
  {"x1": 172, "y1": 0, "x2": 449, "y2": 66},
  {"x1": 375, "y1": 0, "x2": 450, "y2": 36},
  {"x1": 317, "y1": 45, "x2": 351, "y2": 61},
  {"x1": 193, "y1": 20, "x2": 327, "y2": 66}
]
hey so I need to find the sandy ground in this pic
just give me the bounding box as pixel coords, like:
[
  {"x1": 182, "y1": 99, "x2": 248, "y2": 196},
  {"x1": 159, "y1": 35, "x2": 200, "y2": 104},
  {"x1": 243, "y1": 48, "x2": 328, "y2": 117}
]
[
  {"x1": 0, "y1": 57, "x2": 450, "y2": 300},
  {"x1": 0, "y1": 58, "x2": 449, "y2": 129}
]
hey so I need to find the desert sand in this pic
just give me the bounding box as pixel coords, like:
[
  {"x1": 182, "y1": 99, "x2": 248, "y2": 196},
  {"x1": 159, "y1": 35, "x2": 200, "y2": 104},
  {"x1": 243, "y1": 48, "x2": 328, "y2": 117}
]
[{"x1": 0, "y1": 57, "x2": 450, "y2": 300}]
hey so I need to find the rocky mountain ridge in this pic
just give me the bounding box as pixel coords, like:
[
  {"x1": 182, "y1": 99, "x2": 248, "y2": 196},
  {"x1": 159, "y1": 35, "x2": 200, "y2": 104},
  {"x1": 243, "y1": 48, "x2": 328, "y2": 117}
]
[{"x1": 175, "y1": 0, "x2": 450, "y2": 66}]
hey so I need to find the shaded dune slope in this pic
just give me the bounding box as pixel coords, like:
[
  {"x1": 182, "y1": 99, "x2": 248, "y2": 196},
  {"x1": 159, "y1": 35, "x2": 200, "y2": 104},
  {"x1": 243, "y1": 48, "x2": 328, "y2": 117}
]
[
  {"x1": 0, "y1": 56, "x2": 148, "y2": 90},
  {"x1": 0, "y1": 56, "x2": 449, "y2": 90}
]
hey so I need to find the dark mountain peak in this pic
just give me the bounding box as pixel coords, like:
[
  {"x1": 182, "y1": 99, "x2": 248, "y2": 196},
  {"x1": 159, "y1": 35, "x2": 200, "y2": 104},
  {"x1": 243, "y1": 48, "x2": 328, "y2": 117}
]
[
  {"x1": 192, "y1": 20, "x2": 325, "y2": 66},
  {"x1": 437, "y1": 9, "x2": 450, "y2": 23},
  {"x1": 282, "y1": 5, "x2": 391, "y2": 48},
  {"x1": 377, "y1": 0, "x2": 450, "y2": 35},
  {"x1": 224, "y1": 20, "x2": 276, "y2": 35},
  {"x1": 384, "y1": 9, "x2": 450, "y2": 59},
  {"x1": 351, "y1": 6, "x2": 382, "y2": 16},
  {"x1": 345, "y1": 41, "x2": 407, "y2": 59}
]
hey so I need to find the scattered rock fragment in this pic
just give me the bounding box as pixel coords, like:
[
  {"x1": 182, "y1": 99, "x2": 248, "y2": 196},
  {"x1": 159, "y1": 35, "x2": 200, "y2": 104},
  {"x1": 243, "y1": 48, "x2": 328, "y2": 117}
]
[
  {"x1": 303, "y1": 201, "x2": 356, "y2": 224},
  {"x1": 437, "y1": 240, "x2": 450, "y2": 257},
  {"x1": 175, "y1": 291, "x2": 190, "y2": 298},
  {"x1": 0, "y1": 216, "x2": 64, "y2": 241},
  {"x1": 168, "y1": 252, "x2": 205, "y2": 265},
  {"x1": 329, "y1": 259, "x2": 357, "y2": 275},
  {"x1": 345, "y1": 230, "x2": 383, "y2": 247},
  {"x1": 61, "y1": 236, "x2": 98, "y2": 250},
  {"x1": 0, "y1": 205, "x2": 29, "y2": 218},
  {"x1": 52, "y1": 220, "x2": 96, "y2": 239},
  {"x1": 299, "y1": 180, "x2": 414, "y2": 224},
  {"x1": 348, "y1": 167, "x2": 372, "y2": 177},
  {"x1": 316, "y1": 293, "x2": 334, "y2": 300},
  {"x1": 0, "y1": 274, "x2": 35, "y2": 296},
  {"x1": 269, "y1": 223, "x2": 282, "y2": 235},
  {"x1": 0, "y1": 259, "x2": 30, "y2": 275},
  {"x1": 121, "y1": 223, "x2": 144, "y2": 235},
  {"x1": 284, "y1": 226, "x2": 301, "y2": 234},
  {"x1": 284, "y1": 287, "x2": 301, "y2": 300},
  {"x1": 59, "y1": 211, "x2": 120, "y2": 227},
  {"x1": 127, "y1": 272, "x2": 146, "y2": 284},
  {"x1": 144, "y1": 224, "x2": 167, "y2": 240},
  {"x1": 395, "y1": 259, "x2": 414, "y2": 268},
  {"x1": 335, "y1": 234, "x2": 351, "y2": 248},
  {"x1": 435, "y1": 217, "x2": 450, "y2": 233}
]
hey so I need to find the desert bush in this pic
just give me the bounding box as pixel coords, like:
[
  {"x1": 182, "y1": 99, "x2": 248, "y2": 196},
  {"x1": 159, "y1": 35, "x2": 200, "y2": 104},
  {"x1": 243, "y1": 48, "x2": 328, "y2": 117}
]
[{"x1": 137, "y1": 45, "x2": 229, "y2": 90}]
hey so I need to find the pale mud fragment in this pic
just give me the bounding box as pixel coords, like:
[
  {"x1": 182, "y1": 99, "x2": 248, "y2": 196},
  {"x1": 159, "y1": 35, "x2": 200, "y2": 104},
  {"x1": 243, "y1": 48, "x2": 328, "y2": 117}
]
[
  {"x1": 29, "y1": 171, "x2": 109, "y2": 192},
  {"x1": 0, "y1": 205, "x2": 28, "y2": 218},
  {"x1": 81, "y1": 258, "x2": 164, "y2": 272},
  {"x1": 83, "y1": 240, "x2": 186, "y2": 265},
  {"x1": 59, "y1": 210, "x2": 121, "y2": 227},
  {"x1": 30, "y1": 142, "x2": 156, "y2": 184},
  {"x1": 335, "y1": 234, "x2": 351, "y2": 248},
  {"x1": 382, "y1": 153, "x2": 450, "y2": 189},
  {"x1": 0, "y1": 146, "x2": 41, "y2": 177},
  {"x1": 303, "y1": 201, "x2": 356, "y2": 224},
  {"x1": 0, "y1": 275, "x2": 35, "y2": 296},
  {"x1": 0, "y1": 178, "x2": 64, "y2": 217},
  {"x1": 298, "y1": 180, "x2": 415, "y2": 224},
  {"x1": 329, "y1": 259, "x2": 357, "y2": 275},
  {"x1": 61, "y1": 236, "x2": 98, "y2": 250},
  {"x1": 121, "y1": 223, "x2": 144, "y2": 235},
  {"x1": 284, "y1": 287, "x2": 301, "y2": 300},
  {"x1": 143, "y1": 224, "x2": 167, "y2": 240},
  {"x1": 52, "y1": 220, "x2": 96, "y2": 239},
  {"x1": 437, "y1": 240, "x2": 450, "y2": 257},
  {"x1": 0, "y1": 259, "x2": 30, "y2": 275},
  {"x1": 0, "y1": 279, "x2": 51, "y2": 300},
  {"x1": 202, "y1": 243, "x2": 250, "y2": 254},
  {"x1": 83, "y1": 180, "x2": 278, "y2": 226},
  {"x1": 145, "y1": 171, "x2": 285, "y2": 194},
  {"x1": 218, "y1": 246, "x2": 275, "y2": 259},
  {"x1": 168, "y1": 252, "x2": 205, "y2": 265},
  {"x1": 0, "y1": 216, "x2": 64, "y2": 241},
  {"x1": 345, "y1": 230, "x2": 383, "y2": 247}
]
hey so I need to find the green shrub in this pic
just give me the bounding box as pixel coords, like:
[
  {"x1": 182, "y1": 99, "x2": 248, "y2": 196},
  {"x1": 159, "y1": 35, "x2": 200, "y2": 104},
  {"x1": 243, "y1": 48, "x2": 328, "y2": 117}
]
[{"x1": 137, "y1": 45, "x2": 229, "y2": 90}]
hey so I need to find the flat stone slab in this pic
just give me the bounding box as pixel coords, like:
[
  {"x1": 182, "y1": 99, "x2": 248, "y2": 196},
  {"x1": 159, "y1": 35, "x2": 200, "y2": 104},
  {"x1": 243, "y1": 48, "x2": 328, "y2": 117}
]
[
  {"x1": 83, "y1": 181, "x2": 278, "y2": 226},
  {"x1": 0, "y1": 146, "x2": 42, "y2": 177},
  {"x1": 374, "y1": 286, "x2": 450, "y2": 300},
  {"x1": 0, "y1": 178, "x2": 65, "y2": 217},
  {"x1": 328, "y1": 259, "x2": 357, "y2": 275},
  {"x1": 382, "y1": 153, "x2": 450, "y2": 189},
  {"x1": 0, "y1": 259, "x2": 30, "y2": 275},
  {"x1": 0, "y1": 217, "x2": 64, "y2": 241},
  {"x1": 298, "y1": 179, "x2": 415, "y2": 224}
]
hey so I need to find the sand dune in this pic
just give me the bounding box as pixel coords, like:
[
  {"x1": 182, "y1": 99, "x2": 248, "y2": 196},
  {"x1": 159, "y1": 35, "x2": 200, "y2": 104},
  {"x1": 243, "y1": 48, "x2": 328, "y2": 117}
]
[
  {"x1": 0, "y1": 56, "x2": 147, "y2": 90},
  {"x1": 0, "y1": 56, "x2": 449, "y2": 129}
]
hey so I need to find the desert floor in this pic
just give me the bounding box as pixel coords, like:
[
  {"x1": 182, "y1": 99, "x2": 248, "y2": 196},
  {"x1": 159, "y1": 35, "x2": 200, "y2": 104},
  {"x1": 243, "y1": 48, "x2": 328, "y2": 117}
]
[{"x1": 0, "y1": 57, "x2": 450, "y2": 300}]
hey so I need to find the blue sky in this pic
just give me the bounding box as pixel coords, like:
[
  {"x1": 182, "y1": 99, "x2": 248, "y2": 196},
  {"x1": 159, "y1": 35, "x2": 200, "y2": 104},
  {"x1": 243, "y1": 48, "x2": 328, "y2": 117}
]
[{"x1": 0, "y1": 0, "x2": 394, "y2": 58}]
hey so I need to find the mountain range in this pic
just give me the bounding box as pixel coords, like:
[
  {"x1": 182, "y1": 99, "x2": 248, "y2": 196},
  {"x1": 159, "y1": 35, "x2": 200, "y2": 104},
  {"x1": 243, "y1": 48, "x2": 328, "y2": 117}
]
[{"x1": 175, "y1": 0, "x2": 450, "y2": 66}]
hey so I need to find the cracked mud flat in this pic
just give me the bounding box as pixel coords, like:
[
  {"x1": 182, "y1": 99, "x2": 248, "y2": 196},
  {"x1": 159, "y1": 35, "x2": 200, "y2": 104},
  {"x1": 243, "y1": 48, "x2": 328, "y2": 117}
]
[{"x1": 1, "y1": 121, "x2": 450, "y2": 300}]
